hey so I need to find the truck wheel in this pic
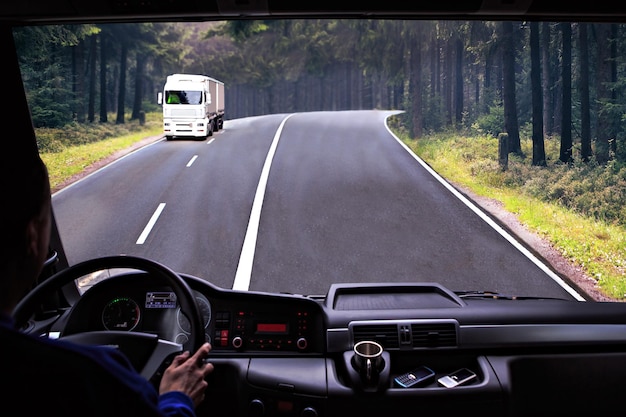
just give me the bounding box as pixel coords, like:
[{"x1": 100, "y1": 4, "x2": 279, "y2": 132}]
[{"x1": 165, "y1": 135, "x2": 172, "y2": 141}]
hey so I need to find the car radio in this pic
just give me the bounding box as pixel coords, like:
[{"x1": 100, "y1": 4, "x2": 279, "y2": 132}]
[{"x1": 212, "y1": 308, "x2": 314, "y2": 352}]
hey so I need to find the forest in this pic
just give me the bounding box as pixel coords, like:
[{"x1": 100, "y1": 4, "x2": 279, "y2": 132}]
[{"x1": 12, "y1": 19, "x2": 626, "y2": 166}]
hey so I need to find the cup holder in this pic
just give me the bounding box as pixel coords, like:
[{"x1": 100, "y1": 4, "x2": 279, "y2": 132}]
[{"x1": 343, "y1": 340, "x2": 391, "y2": 393}]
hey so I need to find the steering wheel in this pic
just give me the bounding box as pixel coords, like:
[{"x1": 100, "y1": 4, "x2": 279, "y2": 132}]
[{"x1": 12, "y1": 255, "x2": 205, "y2": 380}]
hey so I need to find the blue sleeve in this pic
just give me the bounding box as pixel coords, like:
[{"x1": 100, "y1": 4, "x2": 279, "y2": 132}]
[{"x1": 158, "y1": 391, "x2": 196, "y2": 417}]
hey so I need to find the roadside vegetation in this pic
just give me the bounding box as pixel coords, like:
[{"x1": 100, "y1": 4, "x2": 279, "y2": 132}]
[
  {"x1": 38, "y1": 112, "x2": 162, "y2": 192},
  {"x1": 390, "y1": 117, "x2": 626, "y2": 301}
]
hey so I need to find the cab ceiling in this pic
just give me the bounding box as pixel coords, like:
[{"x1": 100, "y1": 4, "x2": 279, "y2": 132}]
[{"x1": 1, "y1": 0, "x2": 626, "y2": 25}]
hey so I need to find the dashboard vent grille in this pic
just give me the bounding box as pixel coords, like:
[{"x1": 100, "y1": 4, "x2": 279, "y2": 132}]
[
  {"x1": 352, "y1": 321, "x2": 458, "y2": 350},
  {"x1": 352, "y1": 324, "x2": 399, "y2": 349},
  {"x1": 411, "y1": 322, "x2": 457, "y2": 348}
]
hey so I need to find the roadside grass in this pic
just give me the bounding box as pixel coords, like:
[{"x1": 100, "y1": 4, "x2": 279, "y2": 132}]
[
  {"x1": 38, "y1": 112, "x2": 162, "y2": 191},
  {"x1": 394, "y1": 127, "x2": 626, "y2": 301}
]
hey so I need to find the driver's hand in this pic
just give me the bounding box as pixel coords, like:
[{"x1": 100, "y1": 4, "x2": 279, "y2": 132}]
[{"x1": 159, "y1": 342, "x2": 214, "y2": 407}]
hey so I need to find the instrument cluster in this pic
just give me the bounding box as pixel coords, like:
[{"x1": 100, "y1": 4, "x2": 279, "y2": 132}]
[
  {"x1": 97, "y1": 290, "x2": 213, "y2": 344},
  {"x1": 64, "y1": 272, "x2": 325, "y2": 355}
]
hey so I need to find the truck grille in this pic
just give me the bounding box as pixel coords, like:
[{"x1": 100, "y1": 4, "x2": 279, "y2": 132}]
[{"x1": 171, "y1": 108, "x2": 198, "y2": 117}]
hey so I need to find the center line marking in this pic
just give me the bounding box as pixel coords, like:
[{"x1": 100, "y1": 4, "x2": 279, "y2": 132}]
[
  {"x1": 207, "y1": 138, "x2": 215, "y2": 145},
  {"x1": 187, "y1": 155, "x2": 198, "y2": 167},
  {"x1": 136, "y1": 203, "x2": 166, "y2": 244},
  {"x1": 233, "y1": 114, "x2": 294, "y2": 291}
]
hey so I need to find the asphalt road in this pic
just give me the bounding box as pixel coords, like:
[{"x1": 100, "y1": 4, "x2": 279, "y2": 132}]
[{"x1": 52, "y1": 110, "x2": 584, "y2": 300}]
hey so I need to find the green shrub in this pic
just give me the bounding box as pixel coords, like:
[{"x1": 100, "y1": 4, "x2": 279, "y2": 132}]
[
  {"x1": 471, "y1": 104, "x2": 504, "y2": 137},
  {"x1": 35, "y1": 113, "x2": 162, "y2": 153}
]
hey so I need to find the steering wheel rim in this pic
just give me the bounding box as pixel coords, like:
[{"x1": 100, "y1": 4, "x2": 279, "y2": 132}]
[{"x1": 12, "y1": 255, "x2": 204, "y2": 379}]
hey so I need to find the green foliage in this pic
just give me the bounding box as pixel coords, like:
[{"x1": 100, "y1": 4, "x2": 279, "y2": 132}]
[
  {"x1": 35, "y1": 112, "x2": 162, "y2": 153},
  {"x1": 40, "y1": 120, "x2": 162, "y2": 192},
  {"x1": 521, "y1": 158, "x2": 626, "y2": 225},
  {"x1": 421, "y1": 93, "x2": 446, "y2": 133},
  {"x1": 15, "y1": 26, "x2": 77, "y2": 128},
  {"x1": 220, "y1": 21, "x2": 270, "y2": 41},
  {"x1": 13, "y1": 19, "x2": 626, "y2": 163},
  {"x1": 141, "y1": 99, "x2": 161, "y2": 114},
  {"x1": 471, "y1": 103, "x2": 504, "y2": 137},
  {"x1": 29, "y1": 100, "x2": 74, "y2": 129},
  {"x1": 432, "y1": 132, "x2": 626, "y2": 227}
]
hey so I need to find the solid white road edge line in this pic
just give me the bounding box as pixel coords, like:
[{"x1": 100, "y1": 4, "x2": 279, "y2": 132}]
[
  {"x1": 136, "y1": 203, "x2": 166, "y2": 245},
  {"x1": 233, "y1": 114, "x2": 295, "y2": 291},
  {"x1": 384, "y1": 112, "x2": 586, "y2": 302}
]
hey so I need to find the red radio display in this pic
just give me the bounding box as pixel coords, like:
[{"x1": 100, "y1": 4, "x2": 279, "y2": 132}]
[{"x1": 256, "y1": 323, "x2": 288, "y2": 333}]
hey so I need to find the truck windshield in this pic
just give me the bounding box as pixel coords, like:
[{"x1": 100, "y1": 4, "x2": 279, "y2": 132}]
[{"x1": 165, "y1": 90, "x2": 202, "y2": 104}]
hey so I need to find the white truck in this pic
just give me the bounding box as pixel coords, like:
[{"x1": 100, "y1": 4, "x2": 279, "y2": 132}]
[{"x1": 158, "y1": 74, "x2": 225, "y2": 140}]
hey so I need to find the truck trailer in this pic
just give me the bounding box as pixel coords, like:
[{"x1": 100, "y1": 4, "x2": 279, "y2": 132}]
[{"x1": 158, "y1": 74, "x2": 225, "y2": 140}]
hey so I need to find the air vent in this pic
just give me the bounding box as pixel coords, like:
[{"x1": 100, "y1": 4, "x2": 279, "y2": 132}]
[
  {"x1": 351, "y1": 321, "x2": 458, "y2": 350},
  {"x1": 411, "y1": 322, "x2": 457, "y2": 348},
  {"x1": 352, "y1": 324, "x2": 399, "y2": 348}
]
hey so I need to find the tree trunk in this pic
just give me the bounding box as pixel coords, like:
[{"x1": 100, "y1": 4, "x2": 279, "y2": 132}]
[
  {"x1": 430, "y1": 33, "x2": 439, "y2": 99},
  {"x1": 579, "y1": 23, "x2": 592, "y2": 162},
  {"x1": 559, "y1": 22, "x2": 572, "y2": 163},
  {"x1": 531, "y1": 22, "x2": 546, "y2": 166},
  {"x1": 88, "y1": 35, "x2": 97, "y2": 123},
  {"x1": 541, "y1": 22, "x2": 553, "y2": 136},
  {"x1": 131, "y1": 53, "x2": 146, "y2": 120},
  {"x1": 116, "y1": 42, "x2": 127, "y2": 124},
  {"x1": 410, "y1": 25, "x2": 423, "y2": 138},
  {"x1": 454, "y1": 36, "x2": 463, "y2": 127},
  {"x1": 610, "y1": 24, "x2": 618, "y2": 156},
  {"x1": 72, "y1": 40, "x2": 85, "y2": 123},
  {"x1": 595, "y1": 23, "x2": 612, "y2": 164},
  {"x1": 483, "y1": 46, "x2": 494, "y2": 114},
  {"x1": 99, "y1": 33, "x2": 108, "y2": 123},
  {"x1": 430, "y1": 33, "x2": 441, "y2": 130},
  {"x1": 501, "y1": 21, "x2": 522, "y2": 155},
  {"x1": 444, "y1": 40, "x2": 453, "y2": 126}
]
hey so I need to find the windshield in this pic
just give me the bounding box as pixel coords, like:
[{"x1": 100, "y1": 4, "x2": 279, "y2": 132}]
[
  {"x1": 14, "y1": 19, "x2": 625, "y2": 302},
  {"x1": 165, "y1": 90, "x2": 203, "y2": 105}
]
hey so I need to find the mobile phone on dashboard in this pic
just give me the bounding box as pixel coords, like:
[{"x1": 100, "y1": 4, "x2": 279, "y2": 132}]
[
  {"x1": 393, "y1": 365, "x2": 436, "y2": 388},
  {"x1": 437, "y1": 368, "x2": 477, "y2": 388}
]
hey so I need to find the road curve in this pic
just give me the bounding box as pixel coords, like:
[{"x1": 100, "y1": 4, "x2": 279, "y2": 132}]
[
  {"x1": 52, "y1": 110, "x2": 583, "y2": 300},
  {"x1": 246, "y1": 110, "x2": 582, "y2": 299}
]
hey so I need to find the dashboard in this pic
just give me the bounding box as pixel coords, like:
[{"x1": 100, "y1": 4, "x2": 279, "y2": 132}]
[
  {"x1": 53, "y1": 271, "x2": 626, "y2": 417},
  {"x1": 61, "y1": 272, "x2": 324, "y2": 355}
]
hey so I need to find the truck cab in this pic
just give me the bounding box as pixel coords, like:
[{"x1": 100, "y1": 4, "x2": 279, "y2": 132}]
[{"x1": 159, "y1": 74, "x2": 224, "y2": 140}]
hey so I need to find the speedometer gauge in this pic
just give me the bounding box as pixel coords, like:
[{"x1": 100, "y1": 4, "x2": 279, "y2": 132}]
[
  {"x1": 177, "y1": 296, "x2": 211, "y2": 333},
  {"x1": 102, "y1": 297, "x2": 141, "y2": 331}
]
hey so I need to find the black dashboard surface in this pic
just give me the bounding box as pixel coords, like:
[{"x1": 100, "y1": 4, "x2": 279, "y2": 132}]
[{"x1": 48, "y1": 271, "x2": 626, "y2": 416}]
